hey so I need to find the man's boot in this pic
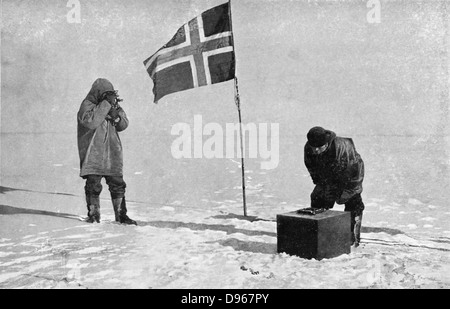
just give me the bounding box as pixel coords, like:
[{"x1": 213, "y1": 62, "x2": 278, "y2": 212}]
[
  {"x1": 85, "y1": 195, "x2": 101, "y2": 223},
  {"x1": 353, "y1": 212, "x2": 363, "y2": 247},
  {"x1": 112, "y1": 197, "x2": 137, "y2": 225},
  {"x1": 349, "y1": 211, "x2": 363, "y2": 247},
  {"x1": 345, "y1": 194, "x2": 364, "y2": 247}
]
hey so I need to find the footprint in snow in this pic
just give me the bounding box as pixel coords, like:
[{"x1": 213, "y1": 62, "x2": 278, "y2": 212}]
[{"x1": 240, "y1": 265, "x2": 259, "y2": 275}]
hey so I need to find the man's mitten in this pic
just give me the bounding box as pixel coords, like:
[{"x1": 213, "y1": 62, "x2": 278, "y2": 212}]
[{"x1": 108, "y1": 107, "x2": 120, "y2": 121}]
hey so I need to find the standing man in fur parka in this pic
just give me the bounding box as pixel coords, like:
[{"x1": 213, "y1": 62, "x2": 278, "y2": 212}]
[
  {"x1": 304, "y1": 126, "x2": 365, "y2": 246},
  {"x1": 77, "y1": 78, "x2": 136, "y2": 225}
]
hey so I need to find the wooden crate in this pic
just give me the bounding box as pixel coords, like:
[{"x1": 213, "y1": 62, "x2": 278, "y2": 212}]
[{"x1": 277, "y1": 210, "x2": 351, "y2": 260}]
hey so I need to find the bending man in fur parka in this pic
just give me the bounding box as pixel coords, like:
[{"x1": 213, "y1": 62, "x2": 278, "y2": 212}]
[{"x1": 304, "y1": 126, "x2": 365, "y2": 246}]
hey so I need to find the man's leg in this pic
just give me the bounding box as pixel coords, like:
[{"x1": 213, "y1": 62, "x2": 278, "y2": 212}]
[
  {"x1": 311, "y1": 185, "x2": 335, "y2": 209},
  {"x1": 105, "y1": 176, "x2": 136, "y2": 225},
  {"x1": 344, "y1": 194, "x2": 365, "y2": 246},
  {"x1": 84, "y1": 175, "x2": 103, "y2": 223},
  {"x1": 354, "y1": 211, "x2": 363, "y2": 246}
]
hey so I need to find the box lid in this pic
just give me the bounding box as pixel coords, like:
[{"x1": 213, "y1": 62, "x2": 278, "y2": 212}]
[{"x1": 277, "y1": 210, "x2": 349, "y2": 221}]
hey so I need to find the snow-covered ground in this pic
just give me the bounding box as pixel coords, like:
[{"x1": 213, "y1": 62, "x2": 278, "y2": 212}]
[
  {"x1": 1, "y1": 188, "x2": 449, "y2": 289},
  {"x1": 1, "y1": 134, "x2": 449, "y2": 289}
]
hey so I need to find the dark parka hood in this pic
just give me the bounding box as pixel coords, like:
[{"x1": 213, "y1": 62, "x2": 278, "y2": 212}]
[
  {"x1": 85, "y1": 78, "x2": 115, "y2": 104},
  {"x1": 305, "y1": 130, "x2": 337, "y2": 152}
]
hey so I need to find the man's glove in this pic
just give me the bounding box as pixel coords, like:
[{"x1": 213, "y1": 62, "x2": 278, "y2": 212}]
[{"x1": 108, "y1": 107, "x2": 120, "y2": 122}]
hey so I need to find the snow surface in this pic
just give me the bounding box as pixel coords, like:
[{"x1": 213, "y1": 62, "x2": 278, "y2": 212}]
[{"x1": 0, "y1": 164, "x2": 449, "y2": 289}]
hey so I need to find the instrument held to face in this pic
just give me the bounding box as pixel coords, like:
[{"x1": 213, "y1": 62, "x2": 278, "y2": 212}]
[{"x1": 102, "y1": 91, "x2": 123, "y2": 126}]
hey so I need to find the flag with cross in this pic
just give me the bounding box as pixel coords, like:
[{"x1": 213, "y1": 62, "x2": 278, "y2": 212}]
[{"x1": 144, "y1": 2, "x2": 235, "y2": 103}]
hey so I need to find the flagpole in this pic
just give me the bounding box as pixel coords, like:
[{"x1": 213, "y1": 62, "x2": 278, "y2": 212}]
[
  {"x1": 229, "y1": 0, "x2": 248, "y2": 217},
  {"x1": 235, "y1": 77, "x2": 248, "y2": 217}
]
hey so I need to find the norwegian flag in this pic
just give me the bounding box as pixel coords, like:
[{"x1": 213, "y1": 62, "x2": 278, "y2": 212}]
[{"x1": 144, "y1": 2, "x2": 235, "y2": 103}]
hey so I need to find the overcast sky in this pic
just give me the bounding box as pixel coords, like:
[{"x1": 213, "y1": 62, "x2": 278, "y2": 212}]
[
  {"x1": 1, "y1": 0, "x2": 449, "y2": 207},
  {"x1": 1, "y1": 0, "x2": 447, "y2": 139}
]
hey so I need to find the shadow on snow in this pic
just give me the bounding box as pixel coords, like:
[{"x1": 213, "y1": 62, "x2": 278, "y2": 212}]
[
  {"x1": 0, "y1": 205, "x2": 81, "y2": 221},
  {"x1": 138, "y1": 220, "x2": 277, "y2": 238},
  {"x1": 0, "y1": 186, "x2": 76, "y2": 197}
]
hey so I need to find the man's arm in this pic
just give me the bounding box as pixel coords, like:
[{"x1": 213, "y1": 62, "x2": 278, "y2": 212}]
[
  {"x1": 78, "y1": 99, "x2": 111, "y2": 130},
  {"x1": 335, "y1": 139, "x2": 364, "y2": 204},
  {"x1": 113, "y1": 106, "x2": 129, "y2": 132},
  {"x1": 304, "y1": 146, "x2": 322, "y2": 185}
]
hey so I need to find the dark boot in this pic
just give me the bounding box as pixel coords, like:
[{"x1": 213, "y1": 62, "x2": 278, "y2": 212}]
[
  {"x1": 349, "y1": 211, "x2": 363, "y2": 247},
  {"x1": 112, "y1": 197, "x2": 137, "y2": 225},
  {"x1": 85, "y1": 195, "x2": 100, "y2": 223},
  {"x1": 112, "y1": 198, "x2": 121, "y2": 222},
  {"x1": 345, "y1": 194, "x2": 365, "y2": 247},
  {"x1": 354, "y1": 212, "x2": 363, "y2": 247}
]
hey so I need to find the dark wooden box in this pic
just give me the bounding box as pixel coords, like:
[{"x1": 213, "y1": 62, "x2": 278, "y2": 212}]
[{"x1": 277, "y1": 210, "x2": 351, "y2": 260}]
